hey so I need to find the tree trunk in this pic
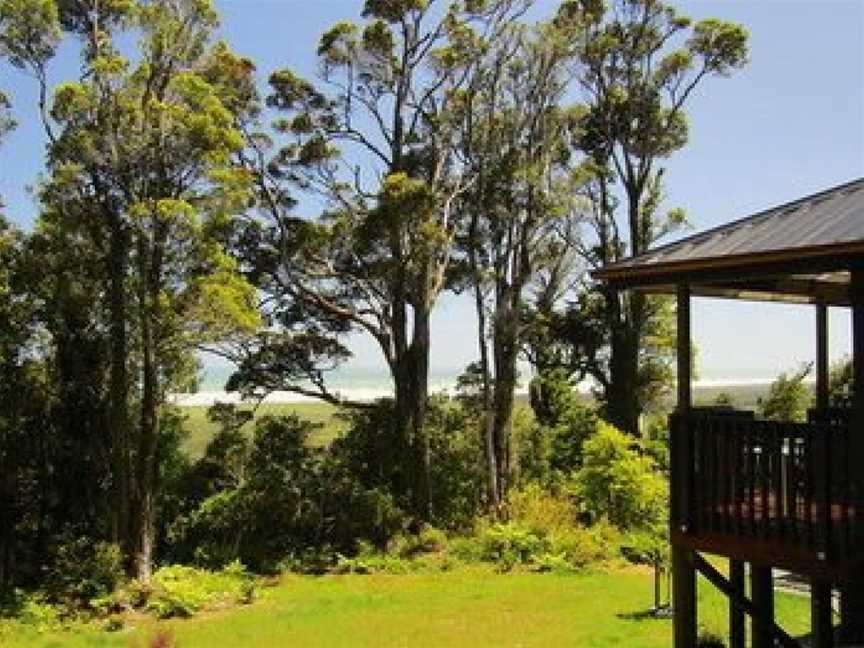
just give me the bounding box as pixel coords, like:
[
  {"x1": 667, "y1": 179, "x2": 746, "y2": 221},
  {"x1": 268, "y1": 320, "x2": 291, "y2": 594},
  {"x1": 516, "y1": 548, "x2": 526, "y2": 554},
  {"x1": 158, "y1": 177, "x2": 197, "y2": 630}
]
[
  {"x1": 491, "y1": 290, "x2": 519, "y2": 504},
  {"x1": 605, "y1": 290, "x2": 642, "y2": 436},
  {"x1": 473, "y1": 282, "x2": 499, "y2": 512},
  {"x1": 130, "y1": 234, "x2": 162, "y2": 582},
  {"x1": 107, "y1": 220, "x2": 130, "y2": 551},
  {"x1": 409, "y1": 302, "x2": 432, "y2": 520},
  {"x1": 0, "y1": 448, "x2": 12, "y2": 591}
]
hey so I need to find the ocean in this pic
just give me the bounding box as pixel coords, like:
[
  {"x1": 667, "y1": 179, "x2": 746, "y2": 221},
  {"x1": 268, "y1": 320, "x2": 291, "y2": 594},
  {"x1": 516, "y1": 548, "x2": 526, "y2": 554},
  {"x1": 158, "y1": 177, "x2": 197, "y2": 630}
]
[{"x1": 177, "y1": 362, "x2": 788, "y2": 407}]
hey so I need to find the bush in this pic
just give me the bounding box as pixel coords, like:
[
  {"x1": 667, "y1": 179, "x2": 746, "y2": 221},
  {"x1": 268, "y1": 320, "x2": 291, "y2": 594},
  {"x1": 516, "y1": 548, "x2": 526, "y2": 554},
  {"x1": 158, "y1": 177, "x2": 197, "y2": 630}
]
[
  {"x1": 333, "y1": 554, "x2": 414, "y2": 575},
  {"x1": 508, "y1": 483, "x2": 577, "y2": 536},
  {"x1": 571, "y1": 422, "x2": 667, "y2": 530},
  {"x1": 479, "y1": 523, "x2": 549, "y2": 570},
  {"x1": 534, "y1": 552, "x2": 575, "y2": 573},
  {"x1": 42, "y1": 535, "x2": 125, "y2": 610},
  {"x1": 1, "y1": 593, "x2": 61, "y2": 632},
  {"x1": 549, "y1": 520, "x2": 620, "y2": 569},
  {"x1": 389, "y1": 526, "x2": 448, "y2": 558},
  {"x1": 143, "y1": 562, "x2": 255, "y2": 619}
]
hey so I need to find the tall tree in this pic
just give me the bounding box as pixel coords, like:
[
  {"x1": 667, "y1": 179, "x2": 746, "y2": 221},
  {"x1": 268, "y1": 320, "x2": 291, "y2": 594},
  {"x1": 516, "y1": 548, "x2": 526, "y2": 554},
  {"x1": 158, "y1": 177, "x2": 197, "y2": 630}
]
[
  {"x1": 235, "y1": 0, "x2": 530, "y2": 520},
  {"x1": 568, "y1": 0, "x2": 748, "y2": 434},
  {"x1": 39, "y1": 0, "x2": 259, "y2": 579},
  {"x1": 453, "y1": 7, "x2": 594, "y2": 507}
]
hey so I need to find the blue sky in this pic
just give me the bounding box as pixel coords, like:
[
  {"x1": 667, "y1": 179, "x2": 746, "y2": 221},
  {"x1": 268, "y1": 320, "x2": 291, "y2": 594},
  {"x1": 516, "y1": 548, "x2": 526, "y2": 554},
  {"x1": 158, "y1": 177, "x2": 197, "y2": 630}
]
[{"x1": 2, "y1": 0, "x2": 863, "y2": 382}]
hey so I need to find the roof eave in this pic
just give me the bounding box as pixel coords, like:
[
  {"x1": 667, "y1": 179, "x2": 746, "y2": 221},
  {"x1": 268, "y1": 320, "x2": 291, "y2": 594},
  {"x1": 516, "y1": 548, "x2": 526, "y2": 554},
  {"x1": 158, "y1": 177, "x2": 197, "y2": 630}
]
[{"x1": 593, "y1": 241, "x2": 864, "y2": 289}]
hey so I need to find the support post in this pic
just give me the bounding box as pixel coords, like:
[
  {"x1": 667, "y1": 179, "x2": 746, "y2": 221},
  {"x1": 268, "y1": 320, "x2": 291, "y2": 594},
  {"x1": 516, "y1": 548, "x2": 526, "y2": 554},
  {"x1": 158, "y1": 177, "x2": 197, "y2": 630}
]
[
  {"x1": 842, "y1": 268, "x2": 864, "y2": 643},
  {"x1": 672, "y1": 283, "x2": 696, "y2": 648},
  {"x1": 729, "y1": 560, "x2": 745, "y2": 648},
  {"x1": 811, "y1": 579, "x2": 834, "y2": 648},
  {"x1": 751, "y1": 565, "x2": 774, "y2": 648},
  {"x1": 816, "y1": 303, "x2": 829, "y2": 412}
]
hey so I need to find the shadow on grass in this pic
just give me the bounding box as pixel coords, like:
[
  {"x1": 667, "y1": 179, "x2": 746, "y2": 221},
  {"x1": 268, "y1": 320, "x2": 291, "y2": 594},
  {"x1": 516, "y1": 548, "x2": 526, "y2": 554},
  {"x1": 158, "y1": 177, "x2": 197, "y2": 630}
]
[{"x1": 617, "y1": 607, "x2": 674, "y2": 622}]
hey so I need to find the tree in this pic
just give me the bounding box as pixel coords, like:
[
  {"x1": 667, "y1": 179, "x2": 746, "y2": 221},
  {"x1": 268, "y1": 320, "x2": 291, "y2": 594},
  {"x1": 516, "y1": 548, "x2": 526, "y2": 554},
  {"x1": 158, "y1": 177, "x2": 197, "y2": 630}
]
[
  {"x1": 565, "y1": 0, "x2": 748, "y2": 434},
  {"x1": 759, "y1": 364, "x2": 812, "y2": 422},
  {"x1": 453, "y1": 7, "x2": 594, "y2": 508},
  {"x1": 234, "y1": 0, "x2": 531, "y2": 520},
  {"x1": 34, "y1": 0, "x2": 259, "y2": 579}
]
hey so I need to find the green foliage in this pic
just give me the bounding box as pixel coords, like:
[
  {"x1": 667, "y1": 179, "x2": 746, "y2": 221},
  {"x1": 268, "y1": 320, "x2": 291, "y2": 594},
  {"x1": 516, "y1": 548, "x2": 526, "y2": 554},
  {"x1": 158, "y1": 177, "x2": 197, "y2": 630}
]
[
  {"x1": 524, "y1": 369, "x2": 598, "y2": 480},
  {"x1": 642, "y1": 414, "x2": 670, "y2": 474},
  {"x1": 42, "y1": 536, "x2": 125, "y2": 610},
  {"x1": 829, "y1": 357, "x2": 853, "y2": 405},
  {"x1": 571, "y1": 422, "x2": 667, "y2": 530},
  {"x1": 0, "y1": 0, "x2": 61, "y2": 69},
  {"x1": 479, "y1": 523, "x2": 549, "y2": 571},
  {"x1": 759, "y1": 364, "x2": 812, "y2": 422},
  {"x1": 388, "y1": 526, "x2": 449, "y2": 559},
  {"x1": 144, "y1": 562, "x2": 255, "y2": 619}
]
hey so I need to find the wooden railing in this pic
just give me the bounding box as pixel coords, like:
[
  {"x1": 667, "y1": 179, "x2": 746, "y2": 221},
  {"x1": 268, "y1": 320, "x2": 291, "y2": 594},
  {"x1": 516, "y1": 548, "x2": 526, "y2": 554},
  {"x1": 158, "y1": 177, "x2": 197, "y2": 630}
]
[{"x1": 671, "y1": 411, "x2": 858, "y2": 561}]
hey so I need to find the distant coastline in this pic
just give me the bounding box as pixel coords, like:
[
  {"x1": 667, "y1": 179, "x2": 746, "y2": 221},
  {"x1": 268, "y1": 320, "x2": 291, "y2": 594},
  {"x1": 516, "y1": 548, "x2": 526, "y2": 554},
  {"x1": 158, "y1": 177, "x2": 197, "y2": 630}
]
[{"x1": 171, "y1": 375, "x2": 794, "y2": 407}]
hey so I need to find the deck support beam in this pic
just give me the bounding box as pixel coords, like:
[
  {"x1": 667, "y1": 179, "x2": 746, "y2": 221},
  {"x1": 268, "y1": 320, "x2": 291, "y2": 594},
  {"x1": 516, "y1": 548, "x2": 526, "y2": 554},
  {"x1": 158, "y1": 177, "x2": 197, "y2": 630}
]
[
  {"x1": 811, "y1": 579, "x2": 834, "y2": 647},
  {"x1": 842, "y1": 268, "x2": 864, "y2": 643},
  {"x1": 751, "y1": 565, "x2": 774, "y2": 648},
  {"x1": 729, "y1": 560, "x2": 745, "y2": 648},
  {"x1": 816, "y1": 303, "x2": 829, "y2": 411},
  {"x1": 672, "y1": 283, "x2": 697, "y2": 648}
]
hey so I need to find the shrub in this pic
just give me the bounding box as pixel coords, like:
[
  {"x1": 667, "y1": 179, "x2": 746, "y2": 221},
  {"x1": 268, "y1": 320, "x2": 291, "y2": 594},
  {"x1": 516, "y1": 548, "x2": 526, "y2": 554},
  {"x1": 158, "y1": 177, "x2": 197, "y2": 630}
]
[
  {"x1": 4, "y1": 594, "x2": 61, "y2": 632},
  {"x1": 479, "y1": 523, "x2": 549, "y2": 570},
  {"x1": 549, "y1": 520, "x2": 620, "y2": 569},
  {"x1": 333, "y1": 554, "x2": 414, "y2": 575},
  {"x1": 447, "y1": 536, "x2": 485, "y2": 563},
  {"x1": 389, "y1": 526, "x2": 448, "y2": 558},
  {"x1": 508, "y1": 483, "x2": 577, "y2": 536},
  {"x1": 43, "y1": 535, "x2": 125, "y2": 610},
  {"x1": 571, "y1": 422, "x2": 667, "y2": 530},
  {"x1": 534, "y1": 552, "x2": 575, "y2": 573},
  {"x1": 145, "y1": 562, "x2": 255, "y2": 619}
]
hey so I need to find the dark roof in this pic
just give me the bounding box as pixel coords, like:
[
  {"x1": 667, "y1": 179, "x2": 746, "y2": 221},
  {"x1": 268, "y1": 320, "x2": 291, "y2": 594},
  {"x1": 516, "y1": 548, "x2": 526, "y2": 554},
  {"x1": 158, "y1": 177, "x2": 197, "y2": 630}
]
[{"x1": 594, "y1": 177, "x2": 864, "y2": 306}]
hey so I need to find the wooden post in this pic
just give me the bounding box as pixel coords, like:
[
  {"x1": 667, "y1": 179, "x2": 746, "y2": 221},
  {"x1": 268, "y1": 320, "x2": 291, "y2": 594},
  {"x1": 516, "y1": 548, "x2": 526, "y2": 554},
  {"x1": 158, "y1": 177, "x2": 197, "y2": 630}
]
[
  {"x1": 751, "y1": 565, "x2": 774, "y2": 648},
  {"x1": 816, "y1": 303, "x2": 829, "y2": 412},
  {"x1": 842, "y1": 268, "x2": 864, "y2": 643},
  {"x1": 672, "y1": 283, "x2": 697, "y2": 648},
  {"x1": 729, "y1": 560, "x2": 745, "y2": 648},
  {"x1": 811, "y1": 579, "x2": 834, "y2": 648}
]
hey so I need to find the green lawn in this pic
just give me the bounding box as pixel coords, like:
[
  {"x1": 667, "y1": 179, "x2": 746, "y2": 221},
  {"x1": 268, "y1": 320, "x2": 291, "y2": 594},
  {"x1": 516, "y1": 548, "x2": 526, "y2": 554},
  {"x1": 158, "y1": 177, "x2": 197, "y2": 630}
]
[
  {"x1": 5, "y1": 567, "x2": 812, "y2": 648},
  {"x1": 179, "y1": 402, "x2": 344, "y2": 458}
]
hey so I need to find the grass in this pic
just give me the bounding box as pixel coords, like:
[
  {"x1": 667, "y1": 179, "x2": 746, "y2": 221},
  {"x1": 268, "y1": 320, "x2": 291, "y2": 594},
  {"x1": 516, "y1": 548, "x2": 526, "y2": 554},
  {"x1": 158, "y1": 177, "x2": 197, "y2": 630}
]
[
  {"x1": 178, "y1": 402, "x2": 344, "y2": 458},
  {"x1": 2, "y1": 566, "x2": 812, "y2": 648},
  {"x1": 176, "y1": 383, "x2": 775, "y2": 459}
]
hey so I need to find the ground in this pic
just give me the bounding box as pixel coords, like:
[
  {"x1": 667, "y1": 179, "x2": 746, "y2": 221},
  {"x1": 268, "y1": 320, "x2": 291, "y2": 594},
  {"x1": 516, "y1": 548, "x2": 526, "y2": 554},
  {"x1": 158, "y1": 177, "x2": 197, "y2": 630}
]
[
  {"x1": 4, "y1": 567, "x2": 812, "y2": 648},
  {"x1": 179, "y1": 402, "x2": 344, "y2": 458}
]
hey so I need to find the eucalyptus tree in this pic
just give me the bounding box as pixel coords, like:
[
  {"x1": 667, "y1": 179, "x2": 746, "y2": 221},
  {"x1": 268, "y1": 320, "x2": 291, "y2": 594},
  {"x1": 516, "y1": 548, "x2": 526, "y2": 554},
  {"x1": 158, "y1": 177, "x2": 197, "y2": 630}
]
[
  {"x1": 563, "y1": 0, "x2": 748, "y2": 434},
  {"x1": 16, "y1": 0, "x2": 261, "y2": 580},
  {"x1": 452, "y1": 6, "x2": 596, "y2": 507},
  {"x1": 238, "y1": 0, "x2": 531, "y2": 519}
]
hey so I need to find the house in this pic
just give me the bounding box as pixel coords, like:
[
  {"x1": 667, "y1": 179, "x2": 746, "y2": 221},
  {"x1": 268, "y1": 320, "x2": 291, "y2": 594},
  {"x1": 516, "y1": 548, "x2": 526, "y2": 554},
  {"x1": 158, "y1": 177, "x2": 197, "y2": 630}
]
[{"x1": 595, "y1": 177, "x2": 864, "y2": 647}]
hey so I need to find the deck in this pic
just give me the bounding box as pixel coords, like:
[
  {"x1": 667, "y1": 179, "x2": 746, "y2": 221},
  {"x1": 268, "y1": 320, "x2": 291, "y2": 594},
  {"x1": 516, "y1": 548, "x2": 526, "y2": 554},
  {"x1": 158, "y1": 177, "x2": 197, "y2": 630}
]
[{"x1": 671, "y1": 410, "x2": 864, "y2": 580}]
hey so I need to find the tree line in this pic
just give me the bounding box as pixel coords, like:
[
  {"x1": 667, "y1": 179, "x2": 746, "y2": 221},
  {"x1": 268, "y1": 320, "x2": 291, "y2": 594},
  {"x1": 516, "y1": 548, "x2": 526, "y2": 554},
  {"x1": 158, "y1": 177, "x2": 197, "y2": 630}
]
[{"x1": 0, "y1": 0, "x2": 748, "y2": 587}]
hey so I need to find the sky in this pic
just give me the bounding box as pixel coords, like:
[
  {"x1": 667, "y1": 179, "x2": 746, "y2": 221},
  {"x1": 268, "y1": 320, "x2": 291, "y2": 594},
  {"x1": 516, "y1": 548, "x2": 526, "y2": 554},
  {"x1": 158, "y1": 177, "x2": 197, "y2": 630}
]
[{"x1": 1, "y1": 0, "x2": 863, "y2": 384}]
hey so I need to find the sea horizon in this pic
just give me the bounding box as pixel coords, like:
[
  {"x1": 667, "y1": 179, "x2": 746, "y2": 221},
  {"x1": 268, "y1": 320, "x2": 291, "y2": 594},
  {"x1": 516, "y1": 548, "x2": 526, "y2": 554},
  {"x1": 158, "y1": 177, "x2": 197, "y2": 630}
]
[{"x1": 174, "y1": 365, "x2": 798, "y2": 407}]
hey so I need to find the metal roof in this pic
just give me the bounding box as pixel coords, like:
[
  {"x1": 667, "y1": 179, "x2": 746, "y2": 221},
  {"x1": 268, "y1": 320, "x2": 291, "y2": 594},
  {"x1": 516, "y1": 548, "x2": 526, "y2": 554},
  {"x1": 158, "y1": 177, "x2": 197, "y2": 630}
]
[{"x1": 594, "y1": 177, "x2": 864, "y2": 305}]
